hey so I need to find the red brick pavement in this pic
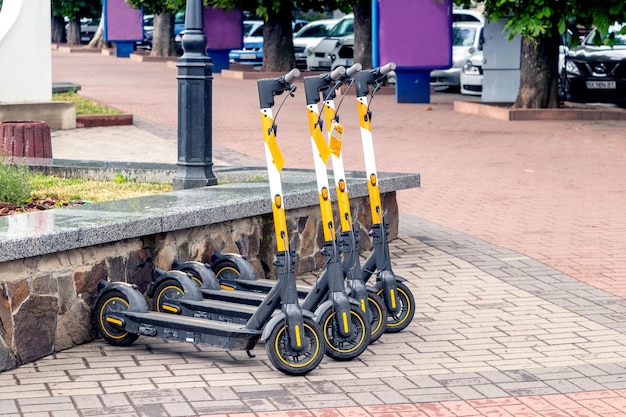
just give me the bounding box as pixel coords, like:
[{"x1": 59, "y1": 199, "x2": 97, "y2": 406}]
[
  {"x1": 51, "y1": 49, "x2": 626, "y2": 299},
  {"x1": 50, "y1": 49, "x2": 626, "y2": 416}
]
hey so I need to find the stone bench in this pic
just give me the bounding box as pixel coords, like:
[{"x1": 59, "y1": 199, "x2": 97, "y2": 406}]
[{"x1": 0, "y1": 167, "x2": 419, "y2": 371}]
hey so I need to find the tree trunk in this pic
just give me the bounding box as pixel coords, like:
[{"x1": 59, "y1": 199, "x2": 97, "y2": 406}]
[
  {"x1": 513, "y1": 29, "x2": 561, "y2": 109},
  {"x1": 353, "y1": 0, "x2": 372, "y2": 70},
  {"x1": 151, "y1": 12, "x2": 175, "y2": 57},
  {"x1": 87, "y1": 13, "x2": 105, "y2": 48},
  {"x1": 262, "y1": 4, "x2": 295, "y2": 72},
  {"x1": 66, "y1": 18, "x2": 81, "y2": 46},
  {"x1": 51, "y1": 14, "x2": 66, "y2": 44}
]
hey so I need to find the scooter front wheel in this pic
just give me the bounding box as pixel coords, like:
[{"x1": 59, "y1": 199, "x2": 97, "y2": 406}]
[
  {"x1": 367, "y1": 290, "x2": 388, "y2": 343},
  {"x1": 152, "y1": 279, "x2": 184, "y2": 313},
  {"x1": 320, "y1": 305, "x2": 370, "y2": 361},
  {"x1": 378, "y1": 282, "x2": 415, "y2": 333},
  {"x1": 265, "y1": 317, "x2": 325, "y2": 376},
  {"x1": 94, "y1": 290, "x2": 139, "y2": 346}
]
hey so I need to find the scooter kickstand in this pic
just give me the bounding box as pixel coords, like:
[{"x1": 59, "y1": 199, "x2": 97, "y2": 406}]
[{"x1": 246, "y1": 350, "x2": 256, "y2": 358}]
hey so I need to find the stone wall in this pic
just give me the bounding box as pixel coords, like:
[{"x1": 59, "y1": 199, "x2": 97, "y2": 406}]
[{"x1": 0, "y1": 192, "x2": 398, "y2": 372}]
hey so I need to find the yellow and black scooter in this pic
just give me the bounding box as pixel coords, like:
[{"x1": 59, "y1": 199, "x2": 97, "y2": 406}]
[
  {"x1": 91, "y1": 70, "x2": 326, "y2": 376},
  {"x1": 353, "y1": 63, "x2": 415, "y2": 332}
]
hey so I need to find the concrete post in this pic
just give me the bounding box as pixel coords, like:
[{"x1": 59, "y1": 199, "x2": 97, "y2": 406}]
[{"x1": 172, "y1": 0, "x2": 217, "y2": 190}]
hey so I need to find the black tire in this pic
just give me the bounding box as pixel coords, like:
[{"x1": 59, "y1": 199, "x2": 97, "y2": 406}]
[
  {"x1": 152, "y1": 279, "x2": 184, "y2": 313},
  {"x1": 320, "y1": 305, "x2": 370, "y2": 361},
  {"x1": 265, "y1": 316, "x2": 325, "y2": 376},
  {"x1": 366, "y1": 290, "x2": 388, "y2": 343},
  {"x1": 378, "y1": 281, "x2": 415, "y2": 333},
  {"x1": 213, "y1": 260, "x2": 241, "y2": 281},
  {"x1": 94, "y1": 290, "x2": 139, "y2": 346}
]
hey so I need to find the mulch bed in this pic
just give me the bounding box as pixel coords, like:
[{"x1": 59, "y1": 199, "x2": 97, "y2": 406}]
[{"x1": 0, "y1": 198, "x2": 87, "y2": 216}]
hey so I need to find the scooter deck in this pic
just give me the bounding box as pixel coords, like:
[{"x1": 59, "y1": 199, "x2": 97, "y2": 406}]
[
  {"x1": 200, "y1": 288, "x2": 267, "y2": 306},
  {"x1": 220, "y1": 278, "x2": 311, "y2": 299},
  {"x1": 119, "y1": 310, "x2": 261, "y2": 350},
  {"x1": 178, "y1": 298, "x2": 258, "y2": 323}
]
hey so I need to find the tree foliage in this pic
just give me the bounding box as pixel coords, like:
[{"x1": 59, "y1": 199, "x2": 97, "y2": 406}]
[
  {"x1": 51, "y1": 0, "x2": 101, "y2": 45},
  {"x1": 456, "y1": 0, "x2": 626, "y2": 108}
]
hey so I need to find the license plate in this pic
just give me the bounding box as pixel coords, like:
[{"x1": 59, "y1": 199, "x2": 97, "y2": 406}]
[
  {"x1": 239, "y1": 53, "x2": 256, "y2": 60},
  {"x1": 319, "y1": 60, "x2": 331, "y2": 68},
  {"x1": 586, "y1": 80, "x2": 616, "y2": 89}
]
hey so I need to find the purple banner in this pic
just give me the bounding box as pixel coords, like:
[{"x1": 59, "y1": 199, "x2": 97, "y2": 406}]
[
  {"x1": 104, "y1": 0, "x2": 143, "y2": 42},
  {"x1": 378, "y1": 0, "x2": 452, "y2": 69}
]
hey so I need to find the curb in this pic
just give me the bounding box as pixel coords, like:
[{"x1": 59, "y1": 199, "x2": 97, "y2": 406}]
[
  {"x1": 76, "y1": 114, "x2": 133, "y2": 128},
  {"x1": 454, "y1": 100, "x2": 626, "y2": 121}
]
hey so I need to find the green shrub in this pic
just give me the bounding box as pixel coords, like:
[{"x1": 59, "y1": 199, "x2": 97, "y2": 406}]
[{"x1": 0, "y1": 158, "x2": 32, "y2": 206}]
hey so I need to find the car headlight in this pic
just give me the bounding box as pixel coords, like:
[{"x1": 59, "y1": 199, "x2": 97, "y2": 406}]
[
  {"x1": 462, "y1": 60, "x2": 480, "y2": 75},
  {"x1": 174, "y1": 34, "x2": 181, "y2": 42},
  {"x1": 564, "y1": 60, "x2": 581, "y2": 75}
]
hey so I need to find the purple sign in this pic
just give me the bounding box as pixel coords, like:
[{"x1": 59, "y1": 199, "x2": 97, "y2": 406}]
[
  {"x1": 378, "y1": 0, "x2": 452, "y2": 69},
  {"x1": 104, "y1": 0, "x2": 143, "y2": 42},
  {"x1": 203, "y1": 7, "x2": 243, "y2": 50}
]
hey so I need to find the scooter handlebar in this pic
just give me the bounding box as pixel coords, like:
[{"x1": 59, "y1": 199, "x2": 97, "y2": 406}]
[
  {"x1": 329, "y1": 66, "x2": 346, "y2": 81},
  {"x1": 354, "y1": 62, "x2": 396, "y2": 97},
  {"x1": 377, "y1": 62, "x2": 396, "y2": 77},
  {"x1": 345, "y1": 63, "x2": 362, "y2": 78},
  {"x1": 258, "y1": 68, "x2": 300, "y2": 109},
  {"x1": 283, "y1": 68, "x2": 301, "y2": 84}
]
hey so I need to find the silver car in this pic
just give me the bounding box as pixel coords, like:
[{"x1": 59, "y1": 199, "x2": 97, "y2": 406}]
[
  {"x1": 430, "y1": 21, "x2": 484, "y2": 90},
  {"x1": 306, "y1": 15, "x2": 354, "y2": 71}
]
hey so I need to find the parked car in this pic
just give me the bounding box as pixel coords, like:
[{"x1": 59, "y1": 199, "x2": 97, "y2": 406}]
[
  {"x1": 228, "y1": 19, "x2": 308, "y2": 66},
  {"x1": 561, "y1": 23, "x2": 626, "y2": 106},
  {"x1": 306, "y1": 14, "x2": 354, "y2": 71},
  {"x1": 430, "y1": 21, "x2": 484, "y2": 90},
  {"x1": 293, "y1": 19, "x2": 339, "y2": 69},
  {"x1": 460, "y1": 50, "x2": 483, "y2": 95},
  {"x1": 79, "y1": 17, "x2": 99, "y2": 44},
  {"x1": 453, "y1": 8, "x2": 484, "y2": 23}
]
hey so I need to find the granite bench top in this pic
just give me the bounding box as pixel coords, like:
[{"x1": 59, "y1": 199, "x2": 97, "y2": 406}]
[{"x1": 0, "y1": 168, "x2": 419, "y2": 263}]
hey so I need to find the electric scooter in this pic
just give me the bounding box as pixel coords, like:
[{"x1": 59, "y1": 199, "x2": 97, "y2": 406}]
[
  {"x1": 314, "y1": 65, "x2": 389, "y2": 343},
  {"x1": 153, "y1": 68, "x2": 371, "y2": 361},
  {"x1": 91, "y1": 69, "x2": 326, "y2": 376},
  {"x1": 304, "y1": 64, "x2": 388, "y2": 343},
  {"x1": 353, "y1": 63, "x2": 415, "y2": 332}
]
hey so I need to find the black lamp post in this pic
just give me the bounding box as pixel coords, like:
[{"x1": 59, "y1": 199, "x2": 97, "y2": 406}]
[{"x1": 173, "y1": 0, "x2": 218, "y2": 190}]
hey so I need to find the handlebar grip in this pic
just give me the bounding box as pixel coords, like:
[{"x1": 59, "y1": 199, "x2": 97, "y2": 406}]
[
  {"x1": 330, "y1": 66, "x2": 346, "y2": 81},
  {"x1": 378, "y1": 62, "x2": 396, "y2": 76},
  {"x1": 346, "y1": 63, "x2": 362, "y2": 78},
  {"x1": 283, "y1": 68, "x2": 301, "y2": 84}
]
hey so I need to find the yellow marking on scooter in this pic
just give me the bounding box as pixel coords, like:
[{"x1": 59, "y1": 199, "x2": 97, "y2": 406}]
[
  {"x1": 272, "y1": 200, "x2": 288, "y2": 252},
  {"x1": 390, "y1": 289, "x2": 397, "y2": 309},
  {"x1": 295, "y1": 324, "x2": 302, "y2": 347},
  {"x1": 308, "y1": 108, "x2": 331, "y2": 163},
  {"x1": 275, "y1": 323, "x2": 320, "y2": 368},
  {"x1": 265, "y1": 132, "x2": 284, "y2": 172},
  {"x1": 219, "y1": 284, "x2": 236, "y2": 290},
  {"x1": 357, "y1": 99, "x2": 371, "y2": 130},
  {"x1": 162, "y1": 304, "x2": 179, "y2": 314},
  {"x1": 105, "y1": 317, "x2": 123, "y2": 326},
  {"x1": 360, "y1": 299, "x2": 367, "y2": 313},
  {"x1": 342, "y1": 312, "x2": 349, "y2": 334}
]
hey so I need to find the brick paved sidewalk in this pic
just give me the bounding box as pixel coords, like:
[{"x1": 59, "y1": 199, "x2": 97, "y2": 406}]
[
  {"x1": 3, "y1": 224, "x2": 626, "y2": 416},
  {"x1": 21, "y1": 48, "x2": 625, "y2": 416}
]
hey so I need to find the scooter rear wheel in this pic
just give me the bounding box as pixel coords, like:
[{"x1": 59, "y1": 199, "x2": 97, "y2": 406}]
[
  {"x1": 94, "y1": 290, "x2": 139, "y2": 346},
  {"x1": 213, "y1": 259, "x2": 242, "y2": 281},
  {"x1": 152, "y1": 279, "x2": 184, "y2": 313},
  {"x1": 320, "y1": 305, "x2": 370, "y2": 361},
  {"x1": 367, "y1": 290, "x2": 388, "y2": 343},
  {"x1": 378, "y1": 282, "x2": 415, "y2": 333},
  {"x1": 265, "y1": 316, "x2": 325, "y2": 376}
]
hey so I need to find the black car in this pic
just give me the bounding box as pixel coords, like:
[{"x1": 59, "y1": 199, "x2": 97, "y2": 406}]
[{"x1": 561, "y1": 24, "x2": 626, "y2": 106}]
